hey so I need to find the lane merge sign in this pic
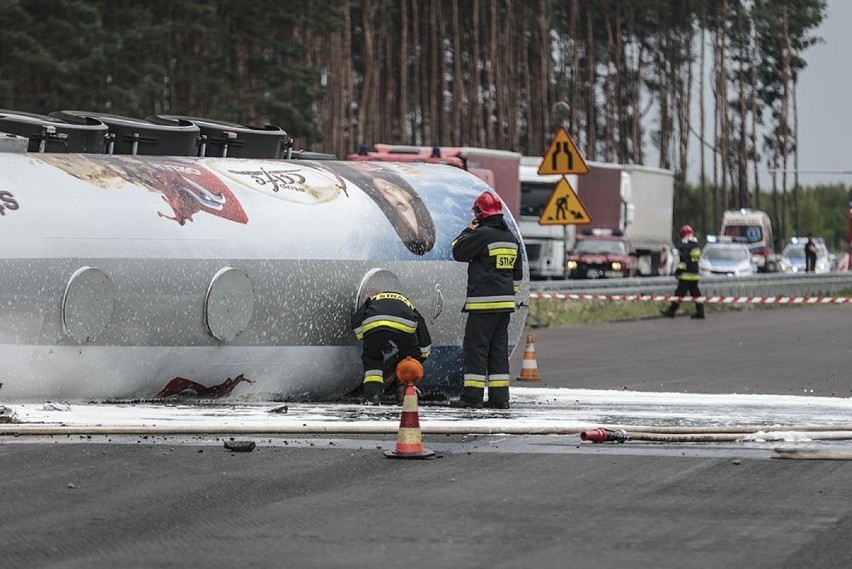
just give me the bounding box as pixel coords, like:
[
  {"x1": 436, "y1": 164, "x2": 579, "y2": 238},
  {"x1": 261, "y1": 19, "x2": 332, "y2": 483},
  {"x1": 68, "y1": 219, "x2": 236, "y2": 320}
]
[{"x1": 537, "y1": 127, "x2": 589, "y2": 176}]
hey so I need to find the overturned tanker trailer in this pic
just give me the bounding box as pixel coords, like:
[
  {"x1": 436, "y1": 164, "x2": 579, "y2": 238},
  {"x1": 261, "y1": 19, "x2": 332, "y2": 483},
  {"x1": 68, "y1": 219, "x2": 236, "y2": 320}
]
[{"x1": 0, "y1": 113, "x2": 529, "y2": 402}]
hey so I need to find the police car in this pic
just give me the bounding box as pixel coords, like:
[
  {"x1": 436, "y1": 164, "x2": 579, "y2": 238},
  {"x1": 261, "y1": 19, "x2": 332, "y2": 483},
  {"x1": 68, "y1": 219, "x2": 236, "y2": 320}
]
[{"x1": 698, "y1": 236, "x2": 757, "y2": 277}]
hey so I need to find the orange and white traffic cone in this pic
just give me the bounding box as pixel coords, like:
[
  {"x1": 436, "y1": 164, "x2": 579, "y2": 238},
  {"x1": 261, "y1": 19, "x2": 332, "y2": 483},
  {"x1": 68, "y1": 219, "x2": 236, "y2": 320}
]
[
  {"x1": 384, "y1": 382, "x2": 436, "y2": 459},
  {"x1": 516, "y1": 333, "x2": 542, "y2": 382}
]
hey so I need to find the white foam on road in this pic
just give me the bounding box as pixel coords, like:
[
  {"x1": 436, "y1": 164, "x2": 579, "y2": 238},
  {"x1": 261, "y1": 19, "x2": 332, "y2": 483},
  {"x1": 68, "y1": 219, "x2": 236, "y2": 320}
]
[{"x1": 5, "y1": 387, "x2": 852, "y2": 434}]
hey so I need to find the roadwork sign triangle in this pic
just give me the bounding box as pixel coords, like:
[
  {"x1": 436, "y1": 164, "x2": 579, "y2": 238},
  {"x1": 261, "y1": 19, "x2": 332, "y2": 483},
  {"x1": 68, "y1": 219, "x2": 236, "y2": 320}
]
[
  {"x1": 539, "y1": 177, "x2": 591, "y2": 225},
  {"x1": 538, "y1": 127, "x2": 589, "y2": 175}
]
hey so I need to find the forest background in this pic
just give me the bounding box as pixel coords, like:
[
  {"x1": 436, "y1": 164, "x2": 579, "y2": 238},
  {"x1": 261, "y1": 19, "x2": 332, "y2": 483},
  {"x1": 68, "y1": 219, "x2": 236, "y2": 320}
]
[{"x1": 1, "y1": 0, "x2": 849, "y2": 252}]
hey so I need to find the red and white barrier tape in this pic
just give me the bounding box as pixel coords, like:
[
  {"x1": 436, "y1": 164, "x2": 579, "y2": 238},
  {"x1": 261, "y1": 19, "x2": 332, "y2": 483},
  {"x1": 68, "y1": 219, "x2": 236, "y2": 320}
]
[{"x1": 529, "y1": 292, "x2": 852, "y2": 304}]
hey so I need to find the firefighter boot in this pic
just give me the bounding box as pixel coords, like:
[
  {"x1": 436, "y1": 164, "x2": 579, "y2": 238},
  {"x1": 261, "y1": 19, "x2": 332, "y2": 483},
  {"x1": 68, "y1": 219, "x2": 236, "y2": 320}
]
[
  {"x1": 449, "y1": 386, "x2": 484, "y2": 408},
  {"x1": 661, "y1": 302, "x2": 678, "y2": 318},
  {"x1": 362, "y1": 382, "x2": 383, "y2": 406},
  {"x1": 486, "y1": 386, "x2": 510, "y2": 409},
  {"x1": 691, "y1": 303, "x2": 706, "y2": 320}
]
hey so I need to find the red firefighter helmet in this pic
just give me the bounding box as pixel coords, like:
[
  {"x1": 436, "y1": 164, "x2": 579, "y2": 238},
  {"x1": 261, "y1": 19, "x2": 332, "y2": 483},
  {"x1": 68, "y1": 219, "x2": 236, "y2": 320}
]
[
  {"x1": 472, "y1": 191, "x2": 503, "y2": 221},
  {"x1": 679, "y1": 224, "x2": 694, "y2": 238}
]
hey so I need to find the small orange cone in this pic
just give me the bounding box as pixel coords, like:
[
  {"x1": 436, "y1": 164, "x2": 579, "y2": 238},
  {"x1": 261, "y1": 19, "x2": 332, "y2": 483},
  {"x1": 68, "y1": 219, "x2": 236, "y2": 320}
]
[
  {"x1": 385, "y1": 358, "x2": 436, "y2": 459},
  {"x1": 516, "y1": 333, "x2": 542, "y2": 382}
]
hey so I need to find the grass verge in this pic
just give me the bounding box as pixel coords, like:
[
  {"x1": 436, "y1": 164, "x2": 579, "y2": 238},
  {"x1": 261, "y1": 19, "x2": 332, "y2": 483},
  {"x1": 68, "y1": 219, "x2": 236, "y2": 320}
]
[{"x1": 525, "y1": 286, "x2": 852, "y2": 327}]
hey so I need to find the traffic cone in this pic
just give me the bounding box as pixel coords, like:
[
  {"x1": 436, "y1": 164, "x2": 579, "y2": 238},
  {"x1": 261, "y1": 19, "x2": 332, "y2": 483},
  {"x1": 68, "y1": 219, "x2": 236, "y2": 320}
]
[
  {"x1": 384, "y1": 383, "x2": 436, "y2": 459},
  {"x1": 516, "y1": 333, "x2": 542, "y2": 381}
]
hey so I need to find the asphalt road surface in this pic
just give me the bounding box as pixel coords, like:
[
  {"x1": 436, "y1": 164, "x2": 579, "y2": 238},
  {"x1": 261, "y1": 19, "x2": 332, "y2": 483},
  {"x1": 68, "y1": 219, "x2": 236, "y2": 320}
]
[
  {"x1": 511, "y1": 303, "x2": 852, "y2": 397},
  {"x1": 3, "y1": 304, "x2": 852, "y2": 569}
]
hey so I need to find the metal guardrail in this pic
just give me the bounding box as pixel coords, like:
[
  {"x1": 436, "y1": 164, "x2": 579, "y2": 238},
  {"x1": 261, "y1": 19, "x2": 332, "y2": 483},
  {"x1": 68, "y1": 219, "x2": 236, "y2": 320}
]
[{"x1": 529, "y1": 272, "x2": 852, "y2": 299}]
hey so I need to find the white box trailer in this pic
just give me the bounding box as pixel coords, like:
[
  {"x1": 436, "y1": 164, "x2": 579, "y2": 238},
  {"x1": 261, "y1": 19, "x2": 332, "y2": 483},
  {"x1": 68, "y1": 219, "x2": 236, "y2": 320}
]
[{"x1": 621, "y1": 165, "x2": 676, "y2": 275}]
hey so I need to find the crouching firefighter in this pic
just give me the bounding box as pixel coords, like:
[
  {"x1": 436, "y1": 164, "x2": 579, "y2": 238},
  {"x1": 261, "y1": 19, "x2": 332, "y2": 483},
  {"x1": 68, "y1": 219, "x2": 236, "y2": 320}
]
[
  {"x1": 351, "y1": 291, "x2": 432, "y2": 405},
  {"x1": 662, "y1": 224, "x2": 705, "y2": 320},
  {"x1": 450, "y1": 191, "x2": 523, "y2": 409}
]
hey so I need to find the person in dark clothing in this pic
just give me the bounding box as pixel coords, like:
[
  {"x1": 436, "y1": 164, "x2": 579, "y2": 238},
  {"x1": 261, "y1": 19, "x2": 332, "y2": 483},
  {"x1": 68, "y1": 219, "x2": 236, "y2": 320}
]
[
  {"x1": 449, "y1": 191, "x2": 523, "y2": 409},
  {"x1": 662, "y1": 224, "x2": 705, "y2": 320},
  {"x1": 805, "y1": 233, "x2": 818, "y2": 273},
  {"x1": 351, "y1": 291, "x2": 432, "y2": 405}
]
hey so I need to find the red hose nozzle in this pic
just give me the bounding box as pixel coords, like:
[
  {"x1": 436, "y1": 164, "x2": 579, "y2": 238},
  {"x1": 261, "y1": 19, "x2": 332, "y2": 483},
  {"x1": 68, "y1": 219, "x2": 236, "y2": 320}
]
[{"x1": 580, "y1": 428, "x2": 629, "y2": 443}]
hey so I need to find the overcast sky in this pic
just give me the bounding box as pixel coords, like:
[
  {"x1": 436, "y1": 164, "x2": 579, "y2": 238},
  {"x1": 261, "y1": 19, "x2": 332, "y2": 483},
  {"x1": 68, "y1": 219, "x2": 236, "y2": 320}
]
[
  {"x1": 684, "y1": 0, "x2": 851, "y2": 188},
  {"x1": 791, "y1": 0, "x2": 852, "y2": 186}
]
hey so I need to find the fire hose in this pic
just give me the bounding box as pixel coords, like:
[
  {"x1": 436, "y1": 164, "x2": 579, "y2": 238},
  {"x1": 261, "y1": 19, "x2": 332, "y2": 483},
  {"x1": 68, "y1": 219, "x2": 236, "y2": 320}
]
[
  {"x1": 5, "y1": 423, "x2": 852, "y2": 440},
  {"x1": 579, "y1": 427, "x2": 852, "y2": 444}
]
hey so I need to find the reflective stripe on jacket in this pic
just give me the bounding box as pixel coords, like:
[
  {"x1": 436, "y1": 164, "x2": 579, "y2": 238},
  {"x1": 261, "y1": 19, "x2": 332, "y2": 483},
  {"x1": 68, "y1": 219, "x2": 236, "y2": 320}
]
[
  {"x1": 351, "y1": 292, "x2": 432, "y2": 357},
  {"x1": 676, "y1": 238, "x2": 702, "y2": 281},
  {"x1": 451, "y1": 214, "x2": 522, "y2": 313}
]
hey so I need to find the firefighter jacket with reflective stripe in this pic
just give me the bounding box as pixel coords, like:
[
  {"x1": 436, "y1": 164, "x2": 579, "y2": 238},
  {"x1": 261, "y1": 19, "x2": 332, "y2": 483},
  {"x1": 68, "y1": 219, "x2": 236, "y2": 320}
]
[
  {"x1": 676, "y1": 237, "x2": 702, "y2": 281},
  {"x1": 351, "y1": 292, "x2": 432, "y2": 358},
  {"x1": 451, "y1": 214, "x2": 522, "y2": 313}
]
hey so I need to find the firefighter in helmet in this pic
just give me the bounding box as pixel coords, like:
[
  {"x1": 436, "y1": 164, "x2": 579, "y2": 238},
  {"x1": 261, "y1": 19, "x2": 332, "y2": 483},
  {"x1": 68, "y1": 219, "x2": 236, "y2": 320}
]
[
  {"x1": 449, "y1": 191, "x2": 523, "y2": 409},
  {"x1": 662, "y1": 224, "x2": 705, "y2": 319},
  {"x1": 351, "y1": 290, "x2": 432, "y2": 405}
]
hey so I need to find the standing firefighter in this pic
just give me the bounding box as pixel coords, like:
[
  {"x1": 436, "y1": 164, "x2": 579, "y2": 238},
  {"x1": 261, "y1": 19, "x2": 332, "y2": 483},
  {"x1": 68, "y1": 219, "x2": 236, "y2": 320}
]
[
  {"x1": 450, "y1": 191, "x2": 523, "y2": 409},
  {"x1": 662, "y1": 224, "x2": 705, "y2": 320},
  {"x1": 352, "y1": 291, "x2": 432, "y2": 405}
]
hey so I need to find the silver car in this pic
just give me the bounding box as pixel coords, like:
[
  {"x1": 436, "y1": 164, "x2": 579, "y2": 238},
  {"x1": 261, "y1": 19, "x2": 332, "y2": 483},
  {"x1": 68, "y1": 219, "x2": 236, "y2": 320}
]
[
  {"x1": 698, "y1": 242, "x2": 757, "y2": 277},
  {"x1": 779, "y1": 240, "x2": 832, "y2": 273}
]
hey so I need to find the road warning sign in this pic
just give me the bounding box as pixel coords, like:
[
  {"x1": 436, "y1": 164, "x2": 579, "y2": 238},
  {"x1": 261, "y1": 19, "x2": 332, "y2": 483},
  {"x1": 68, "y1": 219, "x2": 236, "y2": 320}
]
[
  {"x1": 538, "y1": 177, "x2": 591, "y2": 225},
  {"x1": 538, "y1": 127, "x2": 589, "y2": 175}
]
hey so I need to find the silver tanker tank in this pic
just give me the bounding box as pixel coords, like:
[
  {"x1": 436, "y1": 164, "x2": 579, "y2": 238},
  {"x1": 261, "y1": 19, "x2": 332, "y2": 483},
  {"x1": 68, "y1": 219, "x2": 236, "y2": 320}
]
[{"x1": 0, "y1": 143, "x2": 529, "y2": 401}]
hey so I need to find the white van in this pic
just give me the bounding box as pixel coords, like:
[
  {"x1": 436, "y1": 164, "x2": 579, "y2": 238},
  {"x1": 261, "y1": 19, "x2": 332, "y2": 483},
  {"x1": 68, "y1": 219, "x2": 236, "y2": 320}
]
[{"x1": 720, "y1": 209, "x2": 778, "y2": 272}]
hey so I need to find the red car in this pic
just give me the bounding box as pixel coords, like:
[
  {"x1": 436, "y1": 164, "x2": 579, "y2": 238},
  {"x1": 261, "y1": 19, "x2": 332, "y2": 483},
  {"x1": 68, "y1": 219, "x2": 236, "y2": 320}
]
[{"x1": 566, "y1": 230, "x2": 638, "y2": 279}]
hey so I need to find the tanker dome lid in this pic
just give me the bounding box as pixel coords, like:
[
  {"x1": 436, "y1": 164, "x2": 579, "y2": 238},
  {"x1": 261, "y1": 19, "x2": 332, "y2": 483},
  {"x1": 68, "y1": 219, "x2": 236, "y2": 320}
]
[
  {"x1": 154, "y1": 115, "x2": 286, "y2": 135},
  {"x1": 58, "y1": 110, "x2": 198, "y2": 132},
  {"x1": 152, "y1": 114, "x2": 291, "y2": 159},
  {"x1": 0, "y1": 109, "x2": 108, "y2": 153},
  {"x1": 55, "y1": 110, "x2": 200, "y2": 156}
]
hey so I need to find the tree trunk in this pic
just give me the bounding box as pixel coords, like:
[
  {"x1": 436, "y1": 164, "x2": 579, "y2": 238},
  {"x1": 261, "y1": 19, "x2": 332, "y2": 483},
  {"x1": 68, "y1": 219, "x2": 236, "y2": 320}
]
[
  {"x1": 357, "y1": 0, "x2": 376, "y2": 147},
  {"x1": 717, "y1": 0, "x2": 729, "y2": 214},
  {"x1": 630, "y1": 6, "x2": 643, "y2": 166},
  {"x1": 535, "y1": 0, "x2": 550, "y2": 155},
  {"x1": 736, "y1": 2, "x2": 749, "y2": 209},
  {"x1": 781, "y1": 5, "x2": 791, "y2": 242},
  {"x1": 430, "y1": 0, "x2": 444, "y2": 144},
  {"x1": 585, "y1": 6, "x2": 596, "y2": 160},
  {"x1": 411, "y1": 1, "x2": 427, "y2": 144},
  {"x1": 676, "y1": 19, "x2": 693, "y2": 205},
  {"x1": 450, "y1": 0, "x2": 462, "y2": 145},
  {"x1": 603, "y1": 5, "x2": 616, "y2": 162},
  {"x1": 793, "y1": 78, "x2": 800, "y2": 235},
  {"x1": 570, "y1": 0, "x2": 581, "y2": 146},
  {"x1": 712, "y1": 24, "x2": 720, "y2": 226},
  {"x1": 399, "y1": 1, "x2": 409, "y2": 142},
  {"x1": 749, "y1": 13, "x2": 761, "y2": 210},
  {"x1": 503, "y1": 0, "x2": 518, "y2": 149},
  {"x1": 469, "y1": 0, "x2": 483, "y2": 145},
  {"x1": 699, "y1": 8, "x2": 708, "y2": 236}
]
